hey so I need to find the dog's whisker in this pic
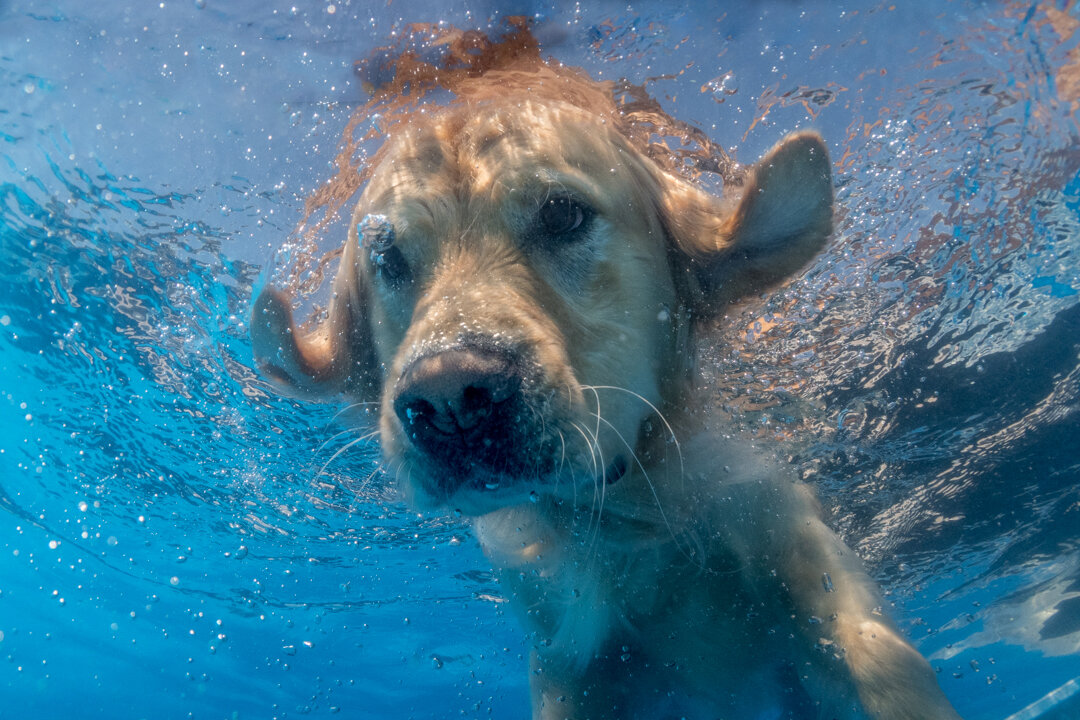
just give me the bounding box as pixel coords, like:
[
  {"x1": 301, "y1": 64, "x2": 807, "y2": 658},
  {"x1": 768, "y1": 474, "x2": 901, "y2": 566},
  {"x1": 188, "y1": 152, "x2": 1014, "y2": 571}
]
[
  {"x1": 589, "y1": 412, "x2": 700, "y2": 565},
  {"x1": 344, "y1": 461, "x2": 387, "y2": 508},
  {"x1": 460, "y1": 204, "x2": 483, "y2": 242},
  {"x1": 582, "y1": 384, "x2": 684, "y2": 481},
  {"x1": 316, "y1": 430, "x2": 379, "y2": 478},
  {"x1": 556, "y1": 429, "x2": 568, "y2": 479},
  {"x1": 387, "y1": 457, "x2": 413, "y2": 506},
  {"x1": 584, "y1": 385, "x2": 603, "y2": 447},
  {"x1": 521, "y1": 394, "x2": 555, "y2": 491},
  {"x1": 568, "y1": 419, "x2": 604, "y2": 538},
  {"x1": 316, "y1": 426, "x2": 372, "y2": 455},
  {"x1": 568, "y1": 420, "x2": 600, "y2": 481},
  {"x1": 574, "y1": 414, "x2": 611, "y2": 556},
  {"x1": 589, "y1": 396, "x2": 611, "y2": 547},
  {"x1": 578, "y1": 419, "x2": 606, "y2": 508},
  {"x1": 328, "y1": 401, "x2": 380, "y2": 425}
]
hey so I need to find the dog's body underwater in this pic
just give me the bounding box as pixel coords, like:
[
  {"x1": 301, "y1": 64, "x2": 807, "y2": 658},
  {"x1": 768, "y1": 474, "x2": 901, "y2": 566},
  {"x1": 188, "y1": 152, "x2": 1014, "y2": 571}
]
[{"x1": 252, "y1": 83, "x2": 962, "y2": 718}]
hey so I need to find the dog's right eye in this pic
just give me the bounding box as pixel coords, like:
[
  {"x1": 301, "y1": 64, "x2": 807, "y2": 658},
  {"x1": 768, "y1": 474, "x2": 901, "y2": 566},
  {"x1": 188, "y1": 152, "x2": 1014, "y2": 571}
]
[
  {"x1": 372, "y1": 245, "x2": 412, "y2": 287},
  {"x1": 359, "y1": 213, "x2": 411, "y2": 288}
]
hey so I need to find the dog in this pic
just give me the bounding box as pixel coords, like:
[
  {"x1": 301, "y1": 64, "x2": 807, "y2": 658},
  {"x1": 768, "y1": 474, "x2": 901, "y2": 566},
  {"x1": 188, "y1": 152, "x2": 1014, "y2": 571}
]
[{"x1": 251, "y1": 67, "x2": 962, "y2": 719}]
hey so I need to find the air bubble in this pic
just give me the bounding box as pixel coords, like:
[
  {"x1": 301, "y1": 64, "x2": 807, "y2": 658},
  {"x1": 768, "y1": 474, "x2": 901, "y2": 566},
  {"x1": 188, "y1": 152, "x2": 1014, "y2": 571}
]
[{"x1": 704, "y1": 73, "x2": 738, "y2": 102}]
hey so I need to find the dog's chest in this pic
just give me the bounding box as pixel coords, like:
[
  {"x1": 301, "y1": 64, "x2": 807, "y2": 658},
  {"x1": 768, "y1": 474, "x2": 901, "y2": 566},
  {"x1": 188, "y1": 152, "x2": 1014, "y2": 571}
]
[{"x1": 484, "y1": 507, "x2": 809, "y2": 716}]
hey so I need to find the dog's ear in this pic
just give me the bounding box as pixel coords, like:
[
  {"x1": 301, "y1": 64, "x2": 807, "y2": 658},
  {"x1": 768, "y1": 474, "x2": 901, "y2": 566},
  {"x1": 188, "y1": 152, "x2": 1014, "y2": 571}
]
[
  {"x1": 658, "y1": 131, "x2": 833, "y2": 308},
  {"x1": 250, "y1": 272, "x2": 379, "y2": 401}
]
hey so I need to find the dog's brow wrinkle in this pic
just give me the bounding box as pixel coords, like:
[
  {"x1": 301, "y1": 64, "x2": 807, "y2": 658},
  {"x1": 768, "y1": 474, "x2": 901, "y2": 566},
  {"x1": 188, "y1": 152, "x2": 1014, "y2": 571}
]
[{"x1": 474, "y1": 130, "x2": 511, "y2": 159}]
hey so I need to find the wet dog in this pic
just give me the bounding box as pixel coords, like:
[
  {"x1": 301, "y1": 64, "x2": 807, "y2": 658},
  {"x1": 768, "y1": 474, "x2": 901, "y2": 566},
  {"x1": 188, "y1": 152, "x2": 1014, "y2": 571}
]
[{"x1": 252, "y1": 87, "x2": 961, "y2": 718}]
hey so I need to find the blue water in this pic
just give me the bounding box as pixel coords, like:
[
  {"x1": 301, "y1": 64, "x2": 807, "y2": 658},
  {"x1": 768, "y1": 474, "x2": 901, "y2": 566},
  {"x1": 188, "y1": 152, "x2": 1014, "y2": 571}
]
[{"x1": 1, "y1": 1, "x2": 1078, "y2": 719}]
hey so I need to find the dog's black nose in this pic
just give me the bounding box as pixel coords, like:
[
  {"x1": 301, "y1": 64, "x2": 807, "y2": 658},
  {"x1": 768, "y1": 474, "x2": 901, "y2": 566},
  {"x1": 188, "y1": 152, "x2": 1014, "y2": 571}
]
[{"x1": 393, "y1": 348, "x2": 523, "y2": 469}]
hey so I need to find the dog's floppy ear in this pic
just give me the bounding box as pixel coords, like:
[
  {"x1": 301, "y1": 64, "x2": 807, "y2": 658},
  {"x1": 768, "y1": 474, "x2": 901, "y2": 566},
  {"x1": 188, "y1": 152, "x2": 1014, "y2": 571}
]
[
  {"x1": 250, "y1": 268, "x2": 379, "y2": 401},
  {"x1": 659, "y1": 131, "x2": 833, "y2": 308}
]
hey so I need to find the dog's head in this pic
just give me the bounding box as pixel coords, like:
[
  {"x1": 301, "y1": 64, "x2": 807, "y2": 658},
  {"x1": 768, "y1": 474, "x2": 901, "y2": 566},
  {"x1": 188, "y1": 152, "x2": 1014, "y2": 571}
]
[{"x1": 252, "y1": 98, "x2": 832, "y2": 515}]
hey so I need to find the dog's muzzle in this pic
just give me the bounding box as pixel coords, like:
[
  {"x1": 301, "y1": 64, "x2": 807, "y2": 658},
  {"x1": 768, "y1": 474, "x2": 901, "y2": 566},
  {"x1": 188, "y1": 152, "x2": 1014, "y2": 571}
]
[{"x1": 392, "y1": 346, "x2": 534, "y2": 491}]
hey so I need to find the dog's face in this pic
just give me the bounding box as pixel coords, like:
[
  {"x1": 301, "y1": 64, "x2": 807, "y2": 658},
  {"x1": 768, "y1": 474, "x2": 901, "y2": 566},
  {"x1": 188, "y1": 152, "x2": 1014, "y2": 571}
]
[
  {"x1": 358, "y1": 101, "x2": 682, "y2": 512},
  {"x1": 253, "y1": 97, "x2": 834, "y2": 516}
]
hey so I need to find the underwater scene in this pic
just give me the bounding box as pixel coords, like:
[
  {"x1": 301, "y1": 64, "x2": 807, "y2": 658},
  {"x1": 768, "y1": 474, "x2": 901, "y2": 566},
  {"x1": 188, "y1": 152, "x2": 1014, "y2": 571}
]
[{"x1": 1, "y1": 1, "x2": 1078, "y2": 718}]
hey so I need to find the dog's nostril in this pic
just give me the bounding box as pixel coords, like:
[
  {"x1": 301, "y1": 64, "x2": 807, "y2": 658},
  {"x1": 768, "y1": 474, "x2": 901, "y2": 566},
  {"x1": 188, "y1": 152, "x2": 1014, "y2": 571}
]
[
  {"x1": 393, "y1": 348, "x2": 522, "y2": 450},
  {"x1": 400, "y1": 396, "x2": 443, "y2": 430}
]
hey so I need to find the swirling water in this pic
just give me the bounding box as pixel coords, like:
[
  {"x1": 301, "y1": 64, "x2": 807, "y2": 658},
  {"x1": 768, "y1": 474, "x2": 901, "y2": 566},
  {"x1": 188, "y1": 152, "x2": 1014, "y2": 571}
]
[{"x1": 1, "y1": 2, "x2": 1078, "y2": 719}]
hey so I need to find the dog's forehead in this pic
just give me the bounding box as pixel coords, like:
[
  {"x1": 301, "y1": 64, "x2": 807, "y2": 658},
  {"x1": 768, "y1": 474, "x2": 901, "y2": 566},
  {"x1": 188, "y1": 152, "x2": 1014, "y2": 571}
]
[
  {"x1": 469, "y1": 102, "x2": 625, "y2": 189},
  {"x1": 462, "y1": 101, "x2": 603, "y2": 157},
  {"x1": 375, "y1": 101, "x2": 621, "y2": 194}
]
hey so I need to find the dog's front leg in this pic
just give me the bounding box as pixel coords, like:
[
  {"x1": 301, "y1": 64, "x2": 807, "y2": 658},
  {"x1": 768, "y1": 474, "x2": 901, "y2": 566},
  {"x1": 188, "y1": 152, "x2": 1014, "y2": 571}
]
[
  {"x1": 779, "y1": 485, "x2": 962, "y2": 720},
  {"x1": 528, "y1": 649, "x2": 603, "y2": 720}
]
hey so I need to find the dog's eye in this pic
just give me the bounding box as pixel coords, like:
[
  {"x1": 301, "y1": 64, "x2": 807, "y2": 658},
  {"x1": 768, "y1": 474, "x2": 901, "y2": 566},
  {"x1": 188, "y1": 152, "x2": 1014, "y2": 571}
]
[
  {"x1": 537, "y1": 196, "x2": 592, "y2": 240},
  {"x1": 372, "y1": 245, "x2": 411, "y2": 287},
  {"x1": 359, "y1": 213, "x2": 411, "y2": 288}
]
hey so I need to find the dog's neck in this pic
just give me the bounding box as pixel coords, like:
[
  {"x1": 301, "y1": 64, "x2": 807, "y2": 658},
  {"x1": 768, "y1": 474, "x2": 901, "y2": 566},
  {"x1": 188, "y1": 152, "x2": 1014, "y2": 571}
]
[
  {"x1": 471, "y1": 423, "x2": 708, "y2": 668},
  {"x1": 473, "y1": 495, "x2": 686, "y2": 667},
  {"x1": 469, "y1": 412, "x2": 775, "y2": 668}
]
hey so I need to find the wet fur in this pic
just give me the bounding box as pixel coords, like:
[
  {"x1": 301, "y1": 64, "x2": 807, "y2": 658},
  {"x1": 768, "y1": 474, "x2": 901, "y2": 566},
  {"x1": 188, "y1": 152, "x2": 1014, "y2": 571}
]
[{"x1": 252, "y1": 98, "x2": 961, "y2": 719}]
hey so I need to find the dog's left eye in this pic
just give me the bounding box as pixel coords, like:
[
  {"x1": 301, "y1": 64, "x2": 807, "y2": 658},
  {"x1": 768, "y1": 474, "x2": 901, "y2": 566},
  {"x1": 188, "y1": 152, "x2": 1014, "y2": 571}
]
[{"x1": 537, "y1": 196, "x2": 592, "y2": 240}]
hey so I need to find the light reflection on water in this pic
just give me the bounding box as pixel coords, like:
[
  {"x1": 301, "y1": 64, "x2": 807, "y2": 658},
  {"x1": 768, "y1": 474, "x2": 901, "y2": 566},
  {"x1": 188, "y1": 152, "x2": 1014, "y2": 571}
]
[{"x1": 0, "y1": 2, "x2": 1078, "y2": 719}]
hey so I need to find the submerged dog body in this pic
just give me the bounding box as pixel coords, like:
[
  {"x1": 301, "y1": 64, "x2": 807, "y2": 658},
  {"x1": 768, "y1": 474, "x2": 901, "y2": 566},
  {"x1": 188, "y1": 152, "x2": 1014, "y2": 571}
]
[{"x1": 253, "y1": 95, "x2": 961, "y2": 718}]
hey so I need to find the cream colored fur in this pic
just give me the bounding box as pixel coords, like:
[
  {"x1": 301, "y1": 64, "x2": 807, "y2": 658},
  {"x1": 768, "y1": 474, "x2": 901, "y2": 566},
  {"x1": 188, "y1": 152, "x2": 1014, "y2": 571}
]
[{"x1": 252, "y1": 98, "x2": 962, "y2": 719}]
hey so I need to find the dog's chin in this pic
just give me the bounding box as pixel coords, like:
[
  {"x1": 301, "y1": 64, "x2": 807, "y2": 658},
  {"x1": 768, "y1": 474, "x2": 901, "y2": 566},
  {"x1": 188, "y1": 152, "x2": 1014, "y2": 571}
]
[
  {"x1": 401, "y1": 453, "x2": 630, "y2": 518},
  {"x1": 403, "y1": 470, "x2": 540, "y2": 516},
  {"x1": 446, "y1": 484, "x2": 539, "y2": 517}
]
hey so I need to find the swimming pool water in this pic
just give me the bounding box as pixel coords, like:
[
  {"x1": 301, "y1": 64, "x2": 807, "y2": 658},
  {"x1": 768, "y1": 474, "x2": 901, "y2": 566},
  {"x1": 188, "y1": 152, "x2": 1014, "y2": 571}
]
[{"x1": 1, "y1": 1, "x2": 1078, "y2": 718}]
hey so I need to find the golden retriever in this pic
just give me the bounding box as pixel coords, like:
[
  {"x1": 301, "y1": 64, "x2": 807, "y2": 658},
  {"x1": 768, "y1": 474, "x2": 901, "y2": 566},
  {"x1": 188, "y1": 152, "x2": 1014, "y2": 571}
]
[{"x1": 251, "y1": 46, "x2": 961, "y2": 720}]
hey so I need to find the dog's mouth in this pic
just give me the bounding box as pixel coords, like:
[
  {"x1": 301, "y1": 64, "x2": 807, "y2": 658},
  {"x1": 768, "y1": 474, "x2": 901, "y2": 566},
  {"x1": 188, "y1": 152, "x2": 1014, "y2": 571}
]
[
  {"x1": 604, "y1": 455, "x2": 628, "y2": 485},
  {"x1": 403, "y1": 444, "x2": 631, "y2": 516},
  {"x1": 465, "y1": 454, "x2": 628, "y2": 493},
  {"x1": 393, "y1": 418, "x2": 633, "y2": 514},
  {"x1": 387, "y1": 341, "x2": 639, "y2": 514}
]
